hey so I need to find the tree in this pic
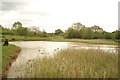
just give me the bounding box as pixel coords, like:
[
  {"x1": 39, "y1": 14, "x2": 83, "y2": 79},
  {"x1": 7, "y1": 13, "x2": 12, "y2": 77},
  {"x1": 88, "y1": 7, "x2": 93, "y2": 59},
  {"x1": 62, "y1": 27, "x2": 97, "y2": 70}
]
[
  {"x1": 66, "y1": 27, "x2": 76, "y2": 38},
  {"x1": 0, "y1": 25, "x2": 3, "y2": 34},
  {"x1": 91, "y1": 25, "x2": 104, "y2": 33},
  {"x1": 83, "y1": 27, "x2": 94, "y2": 39},
  {"x1": 41, "y1": 29, "x2": 47, "y2": 37},
  {"x1": 12, "y1": 21, "x2": 22, "y2": 30},
  {"x1": 72, "y1": 22, "x2": 85, "y2": 31},
  {"x1": 2, "y1": 27, "x2": 12, "y2": 35},
  {"x1": 16, "y1": 27, "x2": 28, "y2": 36},
  {"x1": 115, "y1": 30, "x2": 120, "y2": 39},
  {"x1": 79, "y1": 26, "x2": 86, "y2": 38},
  {"x1": 71, "y1": 22, "x2": 85, "y2": 38},
  {"x1": 55, "y1": 29, "x2": 63, "y2": 35},
  {"x1": 91, "y1": 25, "x2": 104, "y2": 39},
  {"x1": 104, "y1": 32, "x2": 113, "y2": 39},
  {"x1": 0, "y1": 25, "x2": 3, "y2": 29},
  {"x1": 30, "y1": 26, "x2": 40, "y2": 35}
]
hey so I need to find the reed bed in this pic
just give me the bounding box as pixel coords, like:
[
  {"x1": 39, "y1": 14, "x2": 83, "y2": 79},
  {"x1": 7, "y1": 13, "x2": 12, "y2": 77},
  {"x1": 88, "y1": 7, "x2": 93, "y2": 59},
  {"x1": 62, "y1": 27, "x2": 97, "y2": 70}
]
[{"x1": 22, "y1": 49, "x2": 118, "y2": 78}]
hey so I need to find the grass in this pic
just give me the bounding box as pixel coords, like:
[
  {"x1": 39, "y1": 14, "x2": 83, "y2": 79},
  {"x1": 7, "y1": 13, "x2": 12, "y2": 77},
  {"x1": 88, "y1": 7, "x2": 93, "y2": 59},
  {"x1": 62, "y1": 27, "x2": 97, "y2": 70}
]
[
  {"x1": 2, "y1": 43, "x2": 20, "y2": 78},
  {"x1": 2, "y1": 35, "x2": 118, "y2": 45},
  {"x1": 21, "y1": 49, "x2": 118, "y2": 78},
  {"x1": 50, "y1": 37, "x2": 118, "y2": 45},
  {"x1": 2, "y1": 35, "x2": 50, "y2": 41}
]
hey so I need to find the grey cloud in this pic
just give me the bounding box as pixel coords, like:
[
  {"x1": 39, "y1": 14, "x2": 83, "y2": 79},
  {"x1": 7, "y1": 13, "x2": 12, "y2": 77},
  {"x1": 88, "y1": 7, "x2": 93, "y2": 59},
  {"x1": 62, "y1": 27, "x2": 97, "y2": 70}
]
[
  {"x1": 1, "y1": 2, "x2": 27, "y2": 11},
  {"x1": 1, "y1": 2, "x2": 51, "y2": 17}
]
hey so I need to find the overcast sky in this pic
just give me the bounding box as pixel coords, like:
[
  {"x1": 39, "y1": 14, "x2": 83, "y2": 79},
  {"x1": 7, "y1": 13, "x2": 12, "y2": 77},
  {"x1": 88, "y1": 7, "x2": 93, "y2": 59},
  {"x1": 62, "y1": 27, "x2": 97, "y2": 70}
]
[{"x1": 0, "y1": 0, "x2": 119, "y2": 33}]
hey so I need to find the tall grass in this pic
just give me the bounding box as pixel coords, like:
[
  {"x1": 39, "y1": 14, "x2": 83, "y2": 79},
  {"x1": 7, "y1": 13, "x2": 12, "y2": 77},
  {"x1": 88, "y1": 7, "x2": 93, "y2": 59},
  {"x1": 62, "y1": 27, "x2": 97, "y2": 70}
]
[{"x1": 22, "y1": 49, "x2": 118, "y2": 78}]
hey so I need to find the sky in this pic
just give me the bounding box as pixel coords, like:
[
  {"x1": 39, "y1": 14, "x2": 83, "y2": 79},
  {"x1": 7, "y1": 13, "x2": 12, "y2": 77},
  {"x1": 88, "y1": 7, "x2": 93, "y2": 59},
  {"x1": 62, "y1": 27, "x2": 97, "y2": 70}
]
[{"x1": 0, "y1": 0, "x2": 119, "y2": 33}]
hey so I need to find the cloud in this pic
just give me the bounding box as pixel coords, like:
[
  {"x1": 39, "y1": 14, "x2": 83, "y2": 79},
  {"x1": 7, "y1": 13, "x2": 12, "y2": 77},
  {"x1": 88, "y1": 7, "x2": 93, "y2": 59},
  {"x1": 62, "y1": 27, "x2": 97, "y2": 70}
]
[
  {"x1": 0, "y1": 0, "x2": 119, "y2": 33},
  {"x1": 1, "y1": 2, "x2": 27, "y2": 11}
]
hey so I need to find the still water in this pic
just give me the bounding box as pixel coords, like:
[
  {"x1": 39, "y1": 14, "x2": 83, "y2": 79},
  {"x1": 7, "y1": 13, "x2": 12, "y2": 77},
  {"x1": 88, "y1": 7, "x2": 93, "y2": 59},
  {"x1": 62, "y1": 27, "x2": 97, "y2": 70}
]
[{"x1": 7, "y1": 41, "x2": 119, "y2": 78}]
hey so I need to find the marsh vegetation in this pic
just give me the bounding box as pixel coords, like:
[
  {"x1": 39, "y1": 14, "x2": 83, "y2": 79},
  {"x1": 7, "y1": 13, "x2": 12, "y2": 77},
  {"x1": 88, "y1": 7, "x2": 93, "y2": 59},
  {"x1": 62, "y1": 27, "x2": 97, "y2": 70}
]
[
  {"x1": 6, "y1": 41, "x2": 118, "y2": 78},
  {"x1": 11, "y1": 49, "x2": 118, "y2": 78}
]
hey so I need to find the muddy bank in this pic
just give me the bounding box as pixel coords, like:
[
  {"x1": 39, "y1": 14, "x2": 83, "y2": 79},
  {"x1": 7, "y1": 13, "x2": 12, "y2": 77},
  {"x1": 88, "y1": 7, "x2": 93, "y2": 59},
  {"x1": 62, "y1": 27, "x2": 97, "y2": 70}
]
[{"x1": 2, "y1": 45, "x2": 21, "y2": 79}]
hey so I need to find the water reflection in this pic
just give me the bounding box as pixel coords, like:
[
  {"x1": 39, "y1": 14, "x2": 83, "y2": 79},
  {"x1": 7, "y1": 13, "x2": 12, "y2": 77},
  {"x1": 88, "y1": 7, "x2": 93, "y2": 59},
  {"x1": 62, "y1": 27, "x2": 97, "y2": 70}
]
[{"x1": 69, "y1": 42, "x2": 119, "y2": 53}]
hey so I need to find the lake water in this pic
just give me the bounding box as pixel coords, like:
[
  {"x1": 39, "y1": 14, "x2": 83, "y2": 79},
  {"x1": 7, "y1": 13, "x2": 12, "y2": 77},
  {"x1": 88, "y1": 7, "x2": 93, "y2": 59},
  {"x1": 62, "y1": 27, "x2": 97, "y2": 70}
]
[{"x1": 7, "y1": 41, "x2": 119, "y2": 78}]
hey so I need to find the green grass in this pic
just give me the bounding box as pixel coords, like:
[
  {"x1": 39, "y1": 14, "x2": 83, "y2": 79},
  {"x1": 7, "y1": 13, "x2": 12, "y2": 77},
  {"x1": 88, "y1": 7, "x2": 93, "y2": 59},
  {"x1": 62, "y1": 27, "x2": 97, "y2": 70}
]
[
  {"x1": 2, "y1": 43, "x2": 20, "y2": 78},
  {"x1": 2, "y1": 35, "x2": 118, "y2": 45},
  {"x1": 2, "y1": 35, "x2": 50, "y2": 41},
  {"x1": 22, "y1": 49, "x2": 118, "y2": 78}
]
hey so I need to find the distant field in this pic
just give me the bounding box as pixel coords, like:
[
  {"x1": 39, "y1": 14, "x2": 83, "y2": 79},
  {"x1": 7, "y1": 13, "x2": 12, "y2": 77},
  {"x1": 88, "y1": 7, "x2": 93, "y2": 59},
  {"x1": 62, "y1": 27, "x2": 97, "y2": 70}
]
[
  {"x1": 2, "y1": 35, "x2": 50, "y2": 41},
  {"x1": 2, "y1": 44, "x2": 20, "y2": 78},
  {"x1": 2, "y1": 35, "x2": 118, "y2": 45},
  {"x1": 51, "y1": 37, "x2": 118, "y2": 45},
  {"x1": 22, "y1": 49, "x2": 118, "y2": 78}
]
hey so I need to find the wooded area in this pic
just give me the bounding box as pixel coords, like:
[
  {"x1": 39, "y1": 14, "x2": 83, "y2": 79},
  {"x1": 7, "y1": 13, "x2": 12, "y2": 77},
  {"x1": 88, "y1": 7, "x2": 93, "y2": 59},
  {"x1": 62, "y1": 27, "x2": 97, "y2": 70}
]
[{"x1": 0, "y1": 21, "x2": 120, "y2": 39}]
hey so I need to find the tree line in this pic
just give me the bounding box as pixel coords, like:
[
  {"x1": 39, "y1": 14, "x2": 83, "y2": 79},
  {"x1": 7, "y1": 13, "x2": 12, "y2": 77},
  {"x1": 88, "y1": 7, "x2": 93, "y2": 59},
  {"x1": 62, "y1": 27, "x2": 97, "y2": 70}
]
[
  {"x1": 1, "y1": 22, "x2": 47, "y2": 37},
  {"x1": 0, "y1": 21, "x2": 120, "y2": 39},
  {"x1": 65, "y1": 22, "x2": 120, "y2": 39}
]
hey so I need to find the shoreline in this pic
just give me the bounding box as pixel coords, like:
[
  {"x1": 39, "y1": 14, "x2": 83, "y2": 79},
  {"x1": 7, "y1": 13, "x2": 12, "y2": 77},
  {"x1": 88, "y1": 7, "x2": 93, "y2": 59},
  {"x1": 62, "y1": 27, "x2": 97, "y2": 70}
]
[
  {"x1": 2, "y1": 44, "x2": 21, "y2": 78},
  {"x1": 9, "y1": 39, "x2": 118, "y2": 45}
]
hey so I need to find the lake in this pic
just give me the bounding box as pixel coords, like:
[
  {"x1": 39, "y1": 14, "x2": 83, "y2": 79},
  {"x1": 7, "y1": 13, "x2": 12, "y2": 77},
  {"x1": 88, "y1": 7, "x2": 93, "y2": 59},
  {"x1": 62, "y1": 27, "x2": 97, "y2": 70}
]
[{"x1": 7, "y1": 41, "x2": 119, "y2": 78}]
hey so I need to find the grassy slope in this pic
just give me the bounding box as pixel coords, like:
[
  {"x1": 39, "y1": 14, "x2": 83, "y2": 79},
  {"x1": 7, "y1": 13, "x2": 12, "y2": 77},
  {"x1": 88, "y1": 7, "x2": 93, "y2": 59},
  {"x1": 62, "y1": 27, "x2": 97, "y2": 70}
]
[
  {"x1": 22, "y1": 49, "x2": 118, "y2": 78},
  {"x1": 2, "y1": 44, "x2": 20, "y2": 78}
]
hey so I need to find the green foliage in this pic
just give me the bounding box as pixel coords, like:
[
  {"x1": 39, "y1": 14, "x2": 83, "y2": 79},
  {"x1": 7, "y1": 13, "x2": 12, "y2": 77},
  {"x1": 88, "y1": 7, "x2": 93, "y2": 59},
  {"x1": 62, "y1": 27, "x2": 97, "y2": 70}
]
[
  {"x1": 93, "y1": 32, "x2": 104, "y2": 39},
  {"x1": 1, "y1": 21, "x2": 119, "y2": 39},
  {"x1": 2, "y1": 28, "x2": 13, "y2": 35},
  {"x1": 65, "y1": 22, "x2": 118, "y2": 39},
  {"x1": 2, "y1": 35, "x2": 50, "y2": 41},
  {"x1": 104, "y1": 32, "x2": 113, "y2": 39},
  {"x1": 40, "y1": 30, "x2": 47, "y2": 37},
  {"x1": 1, "y1": 22, "x2": 49, "y2": 37},
  {"x1": 55, "y1": 29, "x2": 63, "y2": 35},
  {"x1": 66, "y1": 27, "x2": 77, "y2": 38},
  {"x1": 82, "y1": 27, "x2": 94, "y2": 39},
  {"x1": 115, "y1": 31, "x2": 120, "y2": 39},
  {"x1": 12, "y1": 21, "x2": 22, "y2": 29},
  {"x1": 66, "y1": 23, "x2": 95, "y2": 39},
  {"x1": 72, "y1": 22, "x2": 84, "y2": 31},
  {"x1": 16, "y1": 27, "x2": 28, "y2": 36},
  {"x1": 91, "y1": 25, "x2": 104, "y2": 33}
]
